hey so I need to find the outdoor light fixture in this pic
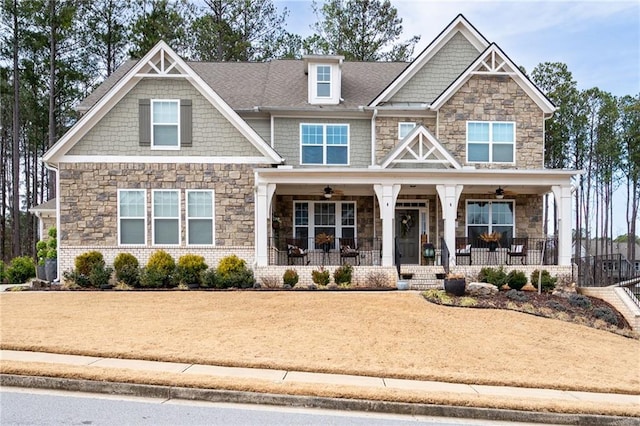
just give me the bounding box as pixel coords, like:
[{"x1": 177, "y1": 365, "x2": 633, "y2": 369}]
[
  {"x1": 324, "y1": 186, "x2": 333, "y2": 199},
  {"x1": 495, "y1": 186, "x2": 505, "y2": 199}
]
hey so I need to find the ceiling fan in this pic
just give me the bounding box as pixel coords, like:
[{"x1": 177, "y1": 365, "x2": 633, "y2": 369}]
[
  {"x1": 491, "y1": 186, "x2": 516, "y2": 199},
  {"x1": 322, "y1": 185, "x2": 343, "y2": 199}
]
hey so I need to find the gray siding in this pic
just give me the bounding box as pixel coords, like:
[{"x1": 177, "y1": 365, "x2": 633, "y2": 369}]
[
  {"x1": 69, "y1": 79, "x2": 262, "y2": 157},
  {"x1": 245, "y1": 118, "x2": 271, "y2": 144},
  {"x1": 391, "y1": 32, "x2": 481, "y2": 103},
  {"x1": 274, "y1": 117, "x2": 371, "y2": 167}
]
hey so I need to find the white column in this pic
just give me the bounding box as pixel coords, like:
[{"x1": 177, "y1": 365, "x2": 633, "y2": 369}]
[
  {"x1": 552, "y1": 185, "x2": 573, "y2": 266},
  {"x1": 374, "y1": 184, "x2": 401, "y2": 267},
  {"x1": 254, "y1": 183, "x2": 274, "y2": 267},
  {"x1": 436, "y1": 184, "x2": 463, "y2": 266}
]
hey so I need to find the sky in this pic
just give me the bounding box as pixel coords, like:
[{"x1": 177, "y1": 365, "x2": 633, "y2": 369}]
[{"x1": 275, "y1": 0, "x2": 640, "y2": 237}]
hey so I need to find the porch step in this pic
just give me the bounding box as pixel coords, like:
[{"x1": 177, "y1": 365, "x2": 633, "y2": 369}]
[{"x1": 407, "y1": 279, "x2": 443, "y2": 290}]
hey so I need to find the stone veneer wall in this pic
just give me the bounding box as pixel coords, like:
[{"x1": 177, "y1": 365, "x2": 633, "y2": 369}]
[
  {"x1": 438, "y1": 75, "x2": 544, "y2": 169},
  {"x1": 375, "y1": 116, "x2": 437, "y2": 163},
  {"x1": 57, "y1": 162, "x2": 265, "y2": 275}
]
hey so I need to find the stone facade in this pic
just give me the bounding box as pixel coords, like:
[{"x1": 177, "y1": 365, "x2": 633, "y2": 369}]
[
  {"x1": 438, "y1": 75, "x2": 544, "y2": 169},
  {"x1": 375, "y1": 116, "x2": 437, "y2": 163},
  {"x1": 57, "y1": 162, "x2": 266, "y2": 273},
  {"x1": 273, "y1": 117, "x2": 371, "y2": 167},
  {"x1": 69, "y1": 78, "x2": 262, "y2": 157}
]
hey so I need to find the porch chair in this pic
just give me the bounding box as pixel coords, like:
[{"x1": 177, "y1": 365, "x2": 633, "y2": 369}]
[
  {"x1": 339, "y1": 238, "x2": 360, "y2": 266},
  {"x1": 455, "y1": 237, "x2": 472, "y2": 265},
  {"x1": 286, "y1": 238, "x2": 309, "y2": 265},
  {"x1": 507, "y1": 237, "x2": 528, "y2": 265}
]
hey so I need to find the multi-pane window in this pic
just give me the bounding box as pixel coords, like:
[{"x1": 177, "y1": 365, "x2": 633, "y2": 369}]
[
  {"x1": 467, "y1": 121, "x2": 515, "y2": 163},
  {"x1": 294, "y1": 201, "x2": 356, "y2": 249},
  {"x1": 118, "y1": 190, "x2": 146, "y2": 245},
  {"x1": 316, "y1": 65, "x2": 331, "y2": 97},
  {"x1": 398, "y1": 122, "x2": 416, "y2": 139},
  {"x1": 153, "y1": 190, "x2": 180, "y2": 245},
  {"x1": 187, "y1": 190, "x2": 214, "y2": 245},
  {"x1": 301, "y1": 124, "x2": 349, "y2": 165},
  {"x1": 152, "y1": 100, "x2": 179, "y2": 147},
  {"x1": 466, "y1": 200, "x2": 514, "y2": 245}
]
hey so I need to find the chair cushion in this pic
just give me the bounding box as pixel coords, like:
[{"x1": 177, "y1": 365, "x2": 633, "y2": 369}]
[
  {"x1": 510, "y1": 244, "x2": 524, "y2": 254},
  {"x1": 456, "y1": 244, "x2": 471, "y2": 254},
  {"x1": 341, "y1": 245, "x2": 357, "y2": 253},
  {"x1": 288, "y1": 245, "x2": 305, "y2": 255}
]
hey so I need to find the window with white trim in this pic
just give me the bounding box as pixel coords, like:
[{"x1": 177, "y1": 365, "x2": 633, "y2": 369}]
[
  {"x1": 301, "y1": 123, "x2": 349, "y2": 165},
  {"x1": 118, "y1": 189, "x2": 146, "y2": 245},
  {"x1": 186, "y1": 190, "x2": 214, "y2": 245},
  {"x1": 294, "y1": 201, "x2": 356, "y2": 249},
  {"x1": 153, "y1": 190, "x2": 180, "y2": 245},
  {"x1": 467, "y1": 121, "x2": 514, "y2": 163},
  {"x1": 466, "y1": 200, "x2": 514, "y2": 245},
  {"x1": 398, "y1": 122, "x2": 416, "y2": 139},
  {"x1": 152, "y1": 100, "x2": 179, "y2": 148},
  {"x1": 316, "y1": 65, "x2": 331, "y2": 97}
]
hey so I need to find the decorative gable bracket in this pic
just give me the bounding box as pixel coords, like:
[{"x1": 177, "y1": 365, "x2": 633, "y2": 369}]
[
  {"x1": 136, "y1": 48, "x2": 189, "y2": 78},
  {"x1": 380, "y1": 126, "x2": 461, "y2": 169}
]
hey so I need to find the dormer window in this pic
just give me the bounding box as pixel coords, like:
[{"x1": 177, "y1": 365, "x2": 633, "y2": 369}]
[{"x1": 304, "y1": 55, "x2": 343, "y2": 105}]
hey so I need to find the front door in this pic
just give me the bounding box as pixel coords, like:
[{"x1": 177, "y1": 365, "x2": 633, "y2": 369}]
[{"x1": 396, "y1": 209, "x2": 419, "y2": 264}]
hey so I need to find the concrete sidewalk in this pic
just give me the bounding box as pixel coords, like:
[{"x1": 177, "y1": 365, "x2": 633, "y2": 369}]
[{"x1": 2, "y1": 349, "x2": 639, "y2": 408}]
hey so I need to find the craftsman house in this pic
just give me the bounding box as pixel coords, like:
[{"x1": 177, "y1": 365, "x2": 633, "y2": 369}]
[{"x1": 42, "y1": 14, "x2": 577, "y2": 283}]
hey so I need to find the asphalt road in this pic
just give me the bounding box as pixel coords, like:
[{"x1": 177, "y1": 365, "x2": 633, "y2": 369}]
[{"x1": 0, "y1": 388, "x2": 534, "y2": 426}]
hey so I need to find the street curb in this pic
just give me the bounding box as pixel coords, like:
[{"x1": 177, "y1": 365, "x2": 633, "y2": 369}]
[{"x1": 1, "y1": 374, "x2": 637, "y2": 425}]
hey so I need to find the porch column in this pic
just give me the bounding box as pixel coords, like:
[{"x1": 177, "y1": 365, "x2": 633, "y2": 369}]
[
  {"x1": 254, "y1": 183, "x2": 276, "y2": 267},
  {"x1": 552, "y1": 185, "x2": 572, "y2": 266},
  {"x1": 436, "y1": 184, "x2": 463, "y2": 265},
  {"x1": 374, "y1": 184, "x2": 401, "y2": 267}
]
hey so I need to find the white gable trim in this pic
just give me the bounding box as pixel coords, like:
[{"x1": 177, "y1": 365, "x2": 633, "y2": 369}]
[
  {"x1": 59, "y1": 155, "x2": 275, "y2": 164},
  {"x1": 430, "y1": 43, "x2": 555, "y2": 114},
  {"x1": 369, "y1": 14, "x2": 488, "y2": 107},
  {"x1": 380, "y1": 125, "x2": 461, "y2": 169},
  {"x1": 43, "y1": 41, "x2": 283, "y2": 165}
]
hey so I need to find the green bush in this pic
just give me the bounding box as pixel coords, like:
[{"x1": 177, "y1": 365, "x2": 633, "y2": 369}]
[
  {"x1": 139, "y1": 267, "x2": 166, "y2": 288},
  {"x1": 217, "y1": 255, "x2": 246, "y2": 277},
  {"x1": 36, "y1": 240, "x2": 48, "y2": 265},
  {"x1": 593, "y1": 306, "x2": 618, "y2": 326},
  {"x1": 113, "y1": 253, "x2": 140, "y2": 287},
  {"x1": 507, "y1": 270, "x2": 527, "y2": 291},
  {"x1": 0, "y1": 261, "x2": 5, "y2": 284},
  {"x1": 201, "y1": 268, "x2": 218, "y2": 288},
  {"x1": 568, "y1": 294, "x2": 592, "y2": 309},
  {"x1": 176, "y1": 254, "x2": 208, "y2": 286},
  {"x1": 46, "y1": 227, "x2": 57, "y2": 260},
  {"x1": 146, "y1": 250, "x2": 176, "y2": 287},
  {"x1": 505, "y1": 289, "x2": 529, "y2": 302},
  {"x1": 282, "y1": 269, "x2": 299, "y2": 287},
  {"x1": 311, "y1": 267, "x2": 330, "y2": 286},
  {"x1": 530, "y1": 269, "x2": 557, "y2": 293},
  {"x1": 75, "y1": 251, "x2": 105, "y2": 276},
  {"x1": 333, "y1": 264, "x2": 353, "y2": 285},
  {"x1": 89, "y1": 263, "x2": 114, "y2": 288},
  {"x1": 478, "y1": 266, "x2": 507, "y2": 289},
  {"x1": 62, "y1": 269, "x2": 91, "y2": 288},
  {"x1": 216, "y1": 268, "x2": 255, "y2": 289},
  {"x1": 6, "y1": 256, "x2": 36, "y2": 284}
]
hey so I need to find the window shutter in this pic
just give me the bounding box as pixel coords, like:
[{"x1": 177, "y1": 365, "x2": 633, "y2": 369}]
[
  {"x1": 139, "y1": 99, "x2": 151, "y2": 146},
  {"x1": 181, "y1": 99, "x2": 192, "y2": 147}
]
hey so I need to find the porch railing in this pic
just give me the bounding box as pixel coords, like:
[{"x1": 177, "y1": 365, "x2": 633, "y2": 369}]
[
  {"x1": 450, "y1": 237, "x2": 558, "y2": 267},
  {"x1": 574, "y1": 254, "x2": 640, "y2": 309},
  {"x1": 269, "y1": 237, "x2": 382, "y2": 267}
]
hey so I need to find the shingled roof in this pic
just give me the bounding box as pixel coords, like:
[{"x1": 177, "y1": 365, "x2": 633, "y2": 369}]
[{"x1": 77, "y1": 59, "x2": 409, "y2": 113}]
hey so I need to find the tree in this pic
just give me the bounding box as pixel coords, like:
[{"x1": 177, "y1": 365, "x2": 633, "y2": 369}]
[
  {"x1": 306, "y1": 0, "x2": 419, "y2": 61},
  {"x1": 191, "y1": 0, "x2": 290, "y2": 61},
  {"x1": 619, "y1": 94, "x2": 640, "y2": 262},
  {"x1": 129, "y1": 0, "x2": 193, "y2": 58}
]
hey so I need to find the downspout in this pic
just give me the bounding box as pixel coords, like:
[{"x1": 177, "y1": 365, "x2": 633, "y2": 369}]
[
  {"x1": 44, "y1": 160, "x2": 60, "y2": 282},
  {"x1": 371, "y1": 108, "x2": 378, "y2": 166}
]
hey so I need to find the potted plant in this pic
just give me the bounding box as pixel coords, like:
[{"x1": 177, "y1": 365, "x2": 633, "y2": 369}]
[
  {"x1": 36, "y1": 240, "x2": 47, "y2": 280},
  {"x1": 444, "y1": 272, "x2": 466, "y2": 296},
  {"x1": 315, "y1": 232, "x2": 334, "y2": 253},
  {"x1": 479, "y1": 231, "x2": 501, "y2": 251},
  {"x1": 272, "y1": 216, "x2": 281, "y2": 230},
  {"x1": 44, "y1": 227, "x2": 57, "y2": 282}
]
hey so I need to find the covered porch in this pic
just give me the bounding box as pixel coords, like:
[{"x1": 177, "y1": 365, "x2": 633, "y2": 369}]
[{"x1": 254, "y1": 168, "x2": 575, "y2": 269}]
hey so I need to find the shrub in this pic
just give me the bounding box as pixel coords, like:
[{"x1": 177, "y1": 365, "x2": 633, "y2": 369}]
[
  {"x1": 261, "y1": 275, "x2": 280, "y2": 288},
  {"x1": 593, "y1": 307, "x2": 619, "y2": 326},
  {"x1": 366, "y1": 271, "x2": 391, "y2": 288},
  {"x1": 217, "y1": 255, "x2": 246, "y2": 277},
  {"x1": 545, "y1": 300, "x2": 566, "y2": 311},
  {"x1": 89, "y1": 263, "x2": 114, "y2": 288},
  {"x1": 333, "y1": 264, "x2": 353, "y2": 285},
  {"x1": 46, "y1": 227, "x2": 57, "y2": 260},
  {"x1": 0, "y1": 261, "x2": 5, "y2": 284},
  {"x1": 478, "y1": 266, "x2": 507, "y2": 289},
  {"x1": 139, "y1": 267, "x2": 165, "y2": 288},
  {"x1": 36, "y1": 240, "x2": 48, "y2": 265},
  {"x1": 507, "y1": 270, "x2": 527, "y2": 291},
  {"x1": 505, "y1": 289, "x2": 529, "y2": 302},
  {"x1": 6, "y1": 256, "x2": 36, "y2": 284},
  {"x1": 282, "y1": 269, "x2": 299, "y2": 287},
  {"x1": 176, "y1": 254, "x2": 208, "y2": 287},
  {"x1": 75, "y1": 251, "x2": 105, "y2": 276},
  {"x1": 568, "y1": 294, "x2": 592, "y2": 309},
  {"x1": 311, "y1": 267, "x2": 330, "y2": 286},
  {"x1": 530, "y1": 269, "x2": 557, "y2": 293},
  {"x1": 113, "y1": 253, "x2": 140, "y2": 287},
  {"x1": 201, "y1": 269, "x2": 218, "y2": 288},
  {"x1": 63, "y1": 269, "x2": 91, "y2": 288},
  {"x1": 146, "y1": 250, "x2": 176, "y2": 287}
]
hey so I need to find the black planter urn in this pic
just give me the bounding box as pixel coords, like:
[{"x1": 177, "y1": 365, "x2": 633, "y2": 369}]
[
  {"x1": 45, "y1": 259, "x2": 57, "y2": 282},
  {"x1": 444, "y1": 278, "x2": 466, "y2": 296},
  {"x1": 488, "y1": 241, "x2": 498, "y2": 252}
]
